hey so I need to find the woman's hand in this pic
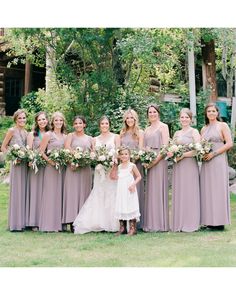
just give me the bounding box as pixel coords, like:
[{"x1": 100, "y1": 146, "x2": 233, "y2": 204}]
[
  {"x1": 70, "y1": 164, "x2": 77, "y2": 171},
  {"x1": 28, "y1": 161, "x2": 33, "y2": 167},
  {"x1": 203, "y1": 152, "x2": 215, "y2": 161},
  {"x1": 48, "y1": 159, "x2": 55, "y2": 166}
]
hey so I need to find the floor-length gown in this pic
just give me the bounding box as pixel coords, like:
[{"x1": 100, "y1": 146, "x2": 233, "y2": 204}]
[
  {"x1": 8, "y1": 128, "x2": 28, "y2": 231},
  {"x1": 143, "y1": 129, "x2": 169, "y2": 232},
  {"x1": 115, "y1": 162, "x2": 140, "y2": 221},
  {"x1": 39, "y1": 131, "x2": 65, "y2": 232},
  {"x1": 25, "y1": 135, "x2": 45, "y2": 228},
  {"x1": 62, "y1": 134, "x2": 93, "y2": 224},
  {"x1": 120, "y1": 132, "x2": 145, "y2": 228},
  {"x1": 171, "y1": 129, "x2": 200, "y2": 232},
  {"x1": 73, "y1": 134, "x2": 119, "y2": 234},
  {"x1": 200, "y1": 124, "x2": 230, "y2": 226}
]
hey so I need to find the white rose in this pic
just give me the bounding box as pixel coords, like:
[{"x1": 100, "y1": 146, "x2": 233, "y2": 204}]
[
  {"x1": 195, "y1": 143, "x2": 202, "y2": 151},
  {"x1": 13, "y1": 144, "x2": 20, "y2": 150},
  {"x1": 98, "y1": 155, "x2": 106, "y2": 161},
  {"x1": 54, "y1": 152, "x2": 59, "y2": 158},
  {"x1": 76, "y1": 146, "x2": 83, "y2": 152}
]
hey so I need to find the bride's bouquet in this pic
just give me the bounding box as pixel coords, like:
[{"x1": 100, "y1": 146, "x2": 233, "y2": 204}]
[
  {"x1": 190, "y1": 139, "x2": 213, "y2": 162},
  {"x1": 160, "y1": 140, "x2": 188, "y2": 163},
  {"x1": 70, "y1": 147, "x2": 91, "y2": 170},
  {"x1": 7, "y1": 144, "x2": 28, "y2": 165},
  {"x1": 92, "y1": 145, "x2": 118, "y2": 173},
  {"x1": 26, "y1": 149, "x2": 47, "y2": 174}
]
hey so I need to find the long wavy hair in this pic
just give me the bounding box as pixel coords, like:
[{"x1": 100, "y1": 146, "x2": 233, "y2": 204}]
[
  {"x1": 204, "y1": 102, "x2": 222, "y2": 125},
  {"x1": 51, "y1": 111, "x2": 67, "y2": 134},
  {"x1": 120, "y1": 109, "x2": 140, "y2": 141},
  {"x1": 33, "y1": 111, "x2": 50, "y2": 137}
]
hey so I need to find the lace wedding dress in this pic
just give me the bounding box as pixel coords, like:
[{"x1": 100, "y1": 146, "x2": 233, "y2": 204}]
[{"x1": 73, "y1": 134, "x2": 119, "y2": 234}]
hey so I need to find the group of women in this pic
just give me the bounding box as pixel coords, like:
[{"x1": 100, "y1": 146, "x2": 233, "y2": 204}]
[{"x1": 1, "y1": 102, "x2": 233, "y2": 234}]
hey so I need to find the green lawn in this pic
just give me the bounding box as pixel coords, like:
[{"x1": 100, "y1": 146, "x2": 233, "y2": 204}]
[{"x1": 0, "y1": 183, "x2": 236, "y2": 267}]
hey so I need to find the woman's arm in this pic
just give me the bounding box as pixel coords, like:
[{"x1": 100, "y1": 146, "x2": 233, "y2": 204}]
[
  {"x1": 27, "y1": 132, "x2": 34, "y2": 149},
  {"x1": 39, "y1": 132, "x2": 54, "y2": 165},
  {"x1": 64, "y1": 133, "x2": 73, "y2": 150},
  {"x1": 1, "y1": 128, "x2": 14, "y2": 152},
  {"x1": 138, "y1": 130, "x2": 144, "y2": 150}
]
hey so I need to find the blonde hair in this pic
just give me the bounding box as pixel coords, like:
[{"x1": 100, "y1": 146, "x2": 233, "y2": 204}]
[
  {"x1": 180, "y1": 108, "x2": 193, "y2": 120},
  {"x1": 51, "y1": 111, "x2": 66, "y2": 134},
  {"x1": 120, "y1": 109, "x2": 140, "y2": 141},
  {"x1": 13, "y1": 109, "x2": 27, "y2": 122}
]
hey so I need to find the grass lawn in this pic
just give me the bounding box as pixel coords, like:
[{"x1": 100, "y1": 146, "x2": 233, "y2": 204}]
[{"x1": 0, "y1": 183, "x2": 236, "y2": 267}]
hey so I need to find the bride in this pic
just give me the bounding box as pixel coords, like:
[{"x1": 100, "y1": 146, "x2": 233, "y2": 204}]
[{"x1": 73, "y1": 116, "x2": 120, "y2": 234}]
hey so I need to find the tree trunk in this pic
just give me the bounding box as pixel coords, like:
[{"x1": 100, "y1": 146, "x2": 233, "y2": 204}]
[
  {"x1": 24, "y1": 60, "x2": 32, "y2": 95},
  {"x1": 201, "y1": 39, "x2": 218, "y2": 101}
]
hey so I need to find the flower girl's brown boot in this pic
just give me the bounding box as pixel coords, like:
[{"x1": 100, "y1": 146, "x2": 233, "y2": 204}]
[
  {"x1": 127, "y1": 219, "x2": 137, "y2": 236},
  {"x1": 115, "y1": 220, "x2": 127, "y2": 236}
]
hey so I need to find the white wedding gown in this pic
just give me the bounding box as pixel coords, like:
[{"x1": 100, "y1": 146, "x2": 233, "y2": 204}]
[{"x1": 73, "y1": 134, "x2": 119, "y2": 234}]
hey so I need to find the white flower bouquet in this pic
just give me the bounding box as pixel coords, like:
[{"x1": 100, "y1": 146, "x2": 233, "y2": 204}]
[
  {"x1": 7, "y1": 144, "x2": 28, "y2": 165},
  {"x1": 139, "y1": 149, "x2": 157, "y2": 166},
  {"x1": 191, "y1": 139, "x2": 213, "y2": 162},
  {"x1": 92, "y1": 145, "x2": 117, "y2": 173},
  {"x1": 26, "y1": 149, "x2": 47, "y2": 173},
  {"x1": 70, "y1": 147, "x2": 91, "y2": 169},
  {"x1": 160, "y1": 140, "x2": 189, "y2": 163}
]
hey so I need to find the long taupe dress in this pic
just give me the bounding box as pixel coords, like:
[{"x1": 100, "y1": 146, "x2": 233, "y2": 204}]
[
  {"x1": 25, "y1": 134, "x2": 44, "y2": 228},
  {"x1": 171, "y1": 129, "x2": 200, "y2": 232},
  {"x1": 200, "y1": 123, "x2": 230, "y2": 226},
  {"x1": 8, "y1": 127, "x2": 28, "y2": 231},
  {"x1": 62, "y1": 134, "x2": 93, "y2": 224},
  {"x1": 120, "y1": 132, "x2": 145, "y2": 228},
  {"x1": 39, "y1": 131, "x2": 66, "y2": 232},
  {"x1": 143, "y1": 129, "x2": 169, "y2": 232}
]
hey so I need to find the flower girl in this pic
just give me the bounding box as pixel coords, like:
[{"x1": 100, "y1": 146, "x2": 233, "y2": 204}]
[{"x1": 115, "y1": 146, "x2": 141, "y2": 236}]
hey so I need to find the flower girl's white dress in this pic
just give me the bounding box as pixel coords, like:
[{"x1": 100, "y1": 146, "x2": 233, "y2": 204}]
[
  {"x1": 115, "y1": 162, "x2": 140, "y2": 221},
  {"x1": 73, "y1": 134, "x2": 119, "y2": 234}
]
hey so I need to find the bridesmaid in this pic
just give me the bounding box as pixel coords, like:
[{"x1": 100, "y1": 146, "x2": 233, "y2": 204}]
[
  {"x1": 62, "y1": 116, "x2": 93, "y2": 232},
  {"x1": 143, "y1": 104, "x2": 170, "y2": 232},
  {"x1": 119, "y1": 109, "x2": 145, "y2": 229},
  {"x1": 25, "y1": 111, "x2": 50, "y2": 231},
  {"x1": 200, "y1": 102, "x2": 233, "y2": 230},
  {"x1": 39, "y1": 111, "x2": 67, "y2": 232},
  {"x1": 1, "y1": 109, "x2": 28, "y2": 231},
  {"x1": 171, "y1": 108, "x2": 201, "y2": 232}
]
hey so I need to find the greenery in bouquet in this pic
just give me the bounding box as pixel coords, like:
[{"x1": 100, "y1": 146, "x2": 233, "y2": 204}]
[
  {"x1": 6, "y1": 144, "x2": 28, "y2": 165},
  {"x1": 190, "y1": 139, "x2": 213, "y2": 162},
  {"x1": 70, "y1": 147, "x2": 91, "y2": 170},
  {"x1": 26, "y1": 149, "x2": 47, "y2": 173},
  {"x1": 91, "y1": 145, "x2": 117, "y2": 173}
]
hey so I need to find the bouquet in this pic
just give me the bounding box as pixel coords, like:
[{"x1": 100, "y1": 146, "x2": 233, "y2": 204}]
[
  {"x1": 191, "y1": 139, "x2": 213, "y2": 162},
  {"x1": 130, "y1": 149, "x2": 140, "y2": 163},
  {"x1": 70, "y1": 147, "x2": 91, "y2": 170},
  {"x1": 47, "y1": 148, "x2": 71, "y2": 171},
  {"x1": 91, "y1": 145, "x2": 117, "y2": 173},
  {"x1": 26, "y1": 149, "x2": 47, "y2": 174},
  {"x1": 6, "y1": 144, "x2": 28, "y2": 165},
  {"x1": 139, "y1": 149, "x2": 157, "y2": 166},
  {"x1": 160, "y1": 140, "x2": 189, "y2": 163}
]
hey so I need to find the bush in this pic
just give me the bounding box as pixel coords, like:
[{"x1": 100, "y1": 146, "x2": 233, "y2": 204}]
[{"x1": 228, "y1": 144, "x2": 236, "y2": 169}]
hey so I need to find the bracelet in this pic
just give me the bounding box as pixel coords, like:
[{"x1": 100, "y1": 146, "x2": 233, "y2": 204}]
[{"x1": 213, "y1": 151, "x2": 217, "y2": 157}]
